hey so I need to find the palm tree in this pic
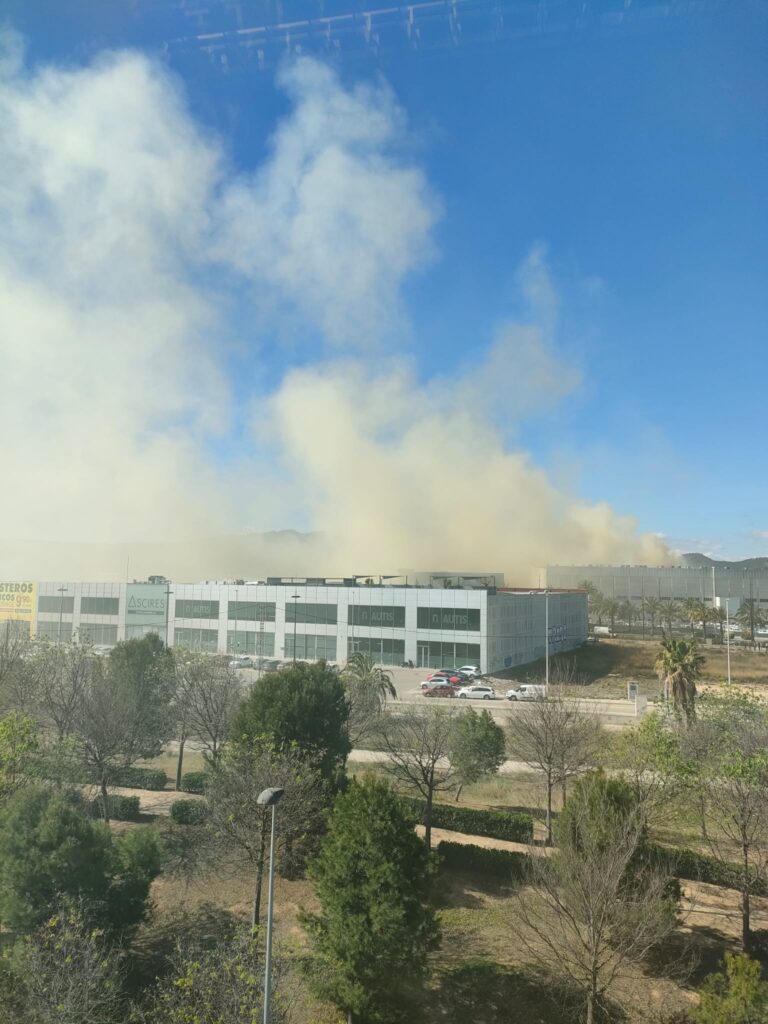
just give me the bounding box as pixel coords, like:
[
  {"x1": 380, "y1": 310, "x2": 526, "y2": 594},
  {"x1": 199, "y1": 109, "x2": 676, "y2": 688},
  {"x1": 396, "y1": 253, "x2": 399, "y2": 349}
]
[
  {"x1": 659, "y1": 599, "x2": 681, "y2": 635},
  {"x1": 600, "y1": 598, "x2": 620, "y2": 635},
  {"x1": 735, "y1": 599, "x2": 766, "y2": 642},
  {"x1": 681, "y1": 598, "x2": 700, "y2": 638},
  {"x1": 709, "y1": 606, "x2": 726, "y2": 644},
  {"x1": 642, "y1": 596, "x2": 664, "y2": 636},
  {"x1": 618, "y1": 600, "x2": 636, "y2": 631},
  {"x1": 342, "y1": 651, "x2": 397, "y2": 746},
  {"x1": 654, "y1": 637, "x2": 705, "y2": 724}
]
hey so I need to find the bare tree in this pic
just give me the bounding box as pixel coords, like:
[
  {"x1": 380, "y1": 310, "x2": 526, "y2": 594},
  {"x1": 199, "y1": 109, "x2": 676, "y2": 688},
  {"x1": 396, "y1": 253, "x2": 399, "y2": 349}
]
[
  {"x1": 173, "y1": 653, "x2": 243, "y2": 783},
  {"x1": 26, "y1": 642, "x2": 95, "y2": 742},
  {"x1": 515, "y1": 777, "x2": 678, "y2": 1024},
  {"x1": 379, "y1": 706, "x2": 460, "y2": 849},
  {"x1": 207, "y1": 743, "x2": 328, "y2": 928},
  {"x1": 0, "y1": 621, "x2": 31, "y2": 712},
  {"x1": 506, "y1": 691, "x2": 601, "y2": 844},
  {"x1": 73, "y1": 637, "x2": 175, "y2": 821}
]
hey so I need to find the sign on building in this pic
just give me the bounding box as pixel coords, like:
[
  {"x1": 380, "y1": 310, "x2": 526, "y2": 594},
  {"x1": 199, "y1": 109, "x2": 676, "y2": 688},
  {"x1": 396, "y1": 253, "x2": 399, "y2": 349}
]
[
  {"x1": 126, "y1": 584, "x2": 167, "y2": 638},
  {"x1": 0, "y1": 581, "x2": 37, "y2": 636}
]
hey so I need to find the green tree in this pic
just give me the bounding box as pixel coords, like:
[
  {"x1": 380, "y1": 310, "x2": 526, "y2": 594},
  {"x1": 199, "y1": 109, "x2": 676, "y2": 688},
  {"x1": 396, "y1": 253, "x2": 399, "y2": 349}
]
[
  {"x1": 660, "y1": 599, "x2": 681, "y2": 634},
  {"x1": 303, "y1": 778, "x2": 440, "y2": 1024},
  {"x1": 0, "y1": 712, "x2": 38, "y2": 804},
  {"x1": 342, "y1": 652, "x2": 397, "y2": 747},
  {"x1": 0, "y1": 786, "x2": 160, "y2": 934},
  {"x1": 693, "y1": 953, "x2": 768, "y2": 1024},
  {"x1": 600, "y1": 597, "x2": 620, "y2": 634},
  {"x1": 710, "y1": 606, "x2": 727, "y2": 644},
  {"x1": 450, "y1": 708, "x2": 506, "y2": 802},
  {"x1": 654, "y1": 637, "x2": 705, "y2": 724},
  {"x1": 681, "y1": 598, "x2": 702, "y2": 638},
  {"x1": 735, "y1": 600, "x2": 766, "y2": 642},
  {"x1": 230, "y1": 662, "x2": 351, "y2": 787}
]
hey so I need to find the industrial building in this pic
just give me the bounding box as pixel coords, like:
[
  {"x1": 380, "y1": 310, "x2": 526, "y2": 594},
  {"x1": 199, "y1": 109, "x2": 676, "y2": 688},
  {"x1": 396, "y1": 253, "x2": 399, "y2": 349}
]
[
  {"x1": 2, "y1": 576, "x2": 588, "y2": 675},
  {"x1": 545, "y1": 564, "x2": 768, "y2": 612}
]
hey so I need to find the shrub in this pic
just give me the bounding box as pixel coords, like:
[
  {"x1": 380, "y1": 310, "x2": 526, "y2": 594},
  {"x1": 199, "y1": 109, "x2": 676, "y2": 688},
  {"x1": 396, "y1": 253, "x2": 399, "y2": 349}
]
[
  {"x1": 437, "y1": 840, "x2": 529, "y2": 879},
  {"x1": 170, "y1": 799, "x2": 209, "y2": 826},
  {"x1": 401, "y1": 797, "x2": 533, "y2": 843},
  {"x1": 109, "y1": 766, "x2": 168, "y2": 791},
  {"x1": 90, "y1": 794, "x2": 141, "y2": 822},
  {"x1": 180, "y1": 771, "x2": 210, "y2": 794},
  {"x1": 649, "y1": 844, "x2": 768, "y2": 897}
]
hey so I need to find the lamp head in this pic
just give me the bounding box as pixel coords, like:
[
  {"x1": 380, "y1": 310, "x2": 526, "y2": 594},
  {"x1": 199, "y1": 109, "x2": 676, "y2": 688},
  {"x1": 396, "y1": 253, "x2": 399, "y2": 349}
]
[{"x1": 257, "y1": 787, "x2": 285, "y2": 806}]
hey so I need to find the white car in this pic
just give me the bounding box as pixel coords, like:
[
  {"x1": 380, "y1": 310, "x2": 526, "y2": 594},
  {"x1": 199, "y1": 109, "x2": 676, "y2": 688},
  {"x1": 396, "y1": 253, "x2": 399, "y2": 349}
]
[
  {"x1": 229, "y1": 656, "x2": 254, "y2": 669},
  {"x1": 458, "y1": 664, "x2": 482, "y2": 679},
  {"x1": 457, "y1": 684, "x2": 496, "y2": 700},
  {"x1": 506, "y1": 684, "x2": 546, "y2": 701}
]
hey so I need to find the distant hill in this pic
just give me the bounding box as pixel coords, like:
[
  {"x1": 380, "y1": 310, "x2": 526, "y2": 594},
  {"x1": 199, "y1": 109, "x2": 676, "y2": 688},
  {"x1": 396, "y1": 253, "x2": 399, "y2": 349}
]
[{"x1": 680, "y1": 553, "x2": 768, "y2": 571}]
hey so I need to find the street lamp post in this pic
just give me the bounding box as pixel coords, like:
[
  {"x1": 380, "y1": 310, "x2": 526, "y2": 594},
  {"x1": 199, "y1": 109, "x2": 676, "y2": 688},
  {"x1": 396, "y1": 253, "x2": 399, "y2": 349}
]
[
  {"x1": 57, "y1": 586, "x2": 68, "y2": 645},
  {"x1": 257, "y1": 787, "x2": 285, "y2": 1024},
  {"x1": 290, "y1": 594, "x2": 301, "y2": 664},
  {"x1": 725, "y1": 599, "x2": 732, "y2": 687}
]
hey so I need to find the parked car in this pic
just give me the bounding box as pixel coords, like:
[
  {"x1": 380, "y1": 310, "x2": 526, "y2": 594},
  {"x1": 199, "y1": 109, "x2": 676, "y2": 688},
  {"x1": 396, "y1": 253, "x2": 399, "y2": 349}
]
[
  {"x1": 229, "y1": 656, "x2": 254, "y2": 669},
  {"x1": 457, "y1": 684, "x2": 496, "y2": 700},
  {"x1": 506, "y1": 684, "x2": 546, "y2": 701},
  {"x1": 458, "y1": 664, "x2": 482, "y2": 678},
  {"x1": 424, "y1": 684, "x2": 455, "y2": 698},
  {"x1": 421, "y1": 677, "x2": 453, "y2": 690},
  {"x1": 262, "y1": 659, "x2": 282, "y2": 673},
  {"x1": 427, "y1": 668, "x2": 463, "y2": 683}
]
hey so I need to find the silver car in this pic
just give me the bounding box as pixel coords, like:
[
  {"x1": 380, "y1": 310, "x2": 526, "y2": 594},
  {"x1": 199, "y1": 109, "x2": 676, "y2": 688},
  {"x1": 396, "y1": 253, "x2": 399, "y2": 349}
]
[{"x1": 456, "y1": 684, "x2": 496, "y2": 700}]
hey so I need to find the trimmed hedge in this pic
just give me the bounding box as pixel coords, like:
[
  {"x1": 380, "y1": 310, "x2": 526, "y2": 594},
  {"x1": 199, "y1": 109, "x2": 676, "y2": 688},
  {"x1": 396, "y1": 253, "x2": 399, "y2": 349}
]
[
  {"x1": 179, "y1": 771, "x2": 210, "y2": 795},
  {"x1": 90, "y1": 794, "x2": 142, "y2": 821},
  {"x1": 649, "y1": 843, "x2": 768, "y2": 897},
  {"x1": 109, "y1": 766, "x2": 168, "y2": 791},
  {"x1": 170, "y1": 799, "x2": 209, "y2": 825},
  {"x1": 437, "y1": 840, "x2": 530, "y2": 879},
  {"x1": 402, "y1": 797, "x2": 533, "y2": 844}
]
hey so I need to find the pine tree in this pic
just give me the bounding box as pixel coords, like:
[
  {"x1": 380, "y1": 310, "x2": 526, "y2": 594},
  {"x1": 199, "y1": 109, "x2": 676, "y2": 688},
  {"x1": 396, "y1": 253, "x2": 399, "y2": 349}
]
[{"x1": 303, "y1": 778, "x2": 440, "y2": 1023}]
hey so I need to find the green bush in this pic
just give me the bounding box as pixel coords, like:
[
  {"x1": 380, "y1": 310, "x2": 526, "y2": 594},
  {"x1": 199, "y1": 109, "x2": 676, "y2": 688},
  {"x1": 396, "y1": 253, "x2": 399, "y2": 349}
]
[
  {"x1": 109, "y1": 766, "x2": 168, "y2": 791},
  {"x1": 170, "y1": 799, "x2": 209, "y2": 826},
  {"x1": 648, "y1": 844, "x2": 768, "y2": 897},
  {"x1": 180, "y1": 771, "x2": 210, "y2": 794},
  {"x1": 401, "y1": 797, "x2": 533, "y2": 843},
  {"x1": 90, "y1": 795, "x2": 141, "y2": 822},
  {"x1": 437, "y1": 840, "x2": 530, "y2": 879}
]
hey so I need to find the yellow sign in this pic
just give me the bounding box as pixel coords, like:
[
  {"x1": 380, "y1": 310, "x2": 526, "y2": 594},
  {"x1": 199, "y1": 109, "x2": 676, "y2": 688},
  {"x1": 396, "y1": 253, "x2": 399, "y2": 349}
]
[{"x1": 0, "y1": 582, "x2": 37, "y2": 635}]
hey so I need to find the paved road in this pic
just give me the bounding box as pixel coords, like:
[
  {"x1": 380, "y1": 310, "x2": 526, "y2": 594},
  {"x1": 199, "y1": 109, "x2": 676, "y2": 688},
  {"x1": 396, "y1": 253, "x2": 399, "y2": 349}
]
[{"x1": 349, "y1": 748, "x2": 537, "y2": 776}]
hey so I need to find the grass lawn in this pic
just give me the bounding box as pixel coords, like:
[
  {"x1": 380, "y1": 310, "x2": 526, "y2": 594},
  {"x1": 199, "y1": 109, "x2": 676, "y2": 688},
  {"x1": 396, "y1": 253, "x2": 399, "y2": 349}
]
[{"x1": 491, "y1": 638, "x2": 768, "y2": 699}]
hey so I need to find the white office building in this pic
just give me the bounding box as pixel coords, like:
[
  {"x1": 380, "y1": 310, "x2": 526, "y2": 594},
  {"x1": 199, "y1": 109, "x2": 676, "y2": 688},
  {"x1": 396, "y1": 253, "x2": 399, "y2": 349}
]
[{"x1": 22, "y1": 576, "x2": 589, "y2": 675}]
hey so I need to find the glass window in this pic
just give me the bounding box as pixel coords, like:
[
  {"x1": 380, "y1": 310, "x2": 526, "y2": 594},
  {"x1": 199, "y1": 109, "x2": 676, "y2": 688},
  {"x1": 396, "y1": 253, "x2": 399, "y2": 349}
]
[
  {"x1": 226, "y1": 630, "x2": 275, "y2": 656},
  {"x1": 36, "y1": 621, "x2": 73, "y2": 641},
  {"x1": 285, "y1": 602, "x2": 337, "y2": 625},
  {"x1": 174, "y1": 627, "x2": 219, "y2": 653},
  {"x1": 38, "y1": 595, "x2": 75, "y2": 614},
  {"x1": 80, "y1": 596, "x2": 119, "y2": 616},
  {"x1": 416, "y1": 607, "x2": 480, "y2": 631},
  {"x1": 125, "y1": 625, "x2": 165, "y2": 641},
  {"x1": 78, "y1": 623, "x2": 118, "y2": 645},
  {"x1": 284, "y1": 634, "x2": 337, "y2": 661},
  {"x1": 348, "y1": 605, "x2": 405, "y2": 628},
  {"x1": 347, "y1": 636, "x2": 405, "y2": 665},
  {"x1": 417, "y1": 640, "x2": 480, "y2": 669},
  {"x1": 227, "y1": 601, "x2": 276, "y2": 623},
  {"x1": 175, "y1": 599, "x2": 220, "y2": 620}
]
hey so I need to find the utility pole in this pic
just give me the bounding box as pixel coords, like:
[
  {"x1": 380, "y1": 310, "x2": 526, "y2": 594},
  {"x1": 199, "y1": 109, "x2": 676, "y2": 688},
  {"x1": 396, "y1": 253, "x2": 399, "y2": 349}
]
[
  {"x1": 545, "y1": 588, "x2": 549, "y2": 696},
  {"x1": 290, "y1": 594, "x2": 301, "y2": 664}
]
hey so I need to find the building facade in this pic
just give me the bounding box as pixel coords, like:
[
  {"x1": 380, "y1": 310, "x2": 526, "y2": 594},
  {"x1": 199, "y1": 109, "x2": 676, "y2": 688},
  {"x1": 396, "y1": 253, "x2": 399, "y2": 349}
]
[
  {"x1": 545, "y1": 564, "x2": 768, "y2": 613},
  {"x1": 5, "y1": 577, "x2": 588, "y2": 675}
]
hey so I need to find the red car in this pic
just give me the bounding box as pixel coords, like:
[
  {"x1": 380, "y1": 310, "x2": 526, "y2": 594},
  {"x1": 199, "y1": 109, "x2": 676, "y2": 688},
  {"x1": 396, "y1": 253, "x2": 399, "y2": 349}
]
[
  {"x1": 424, "y1": 684, "x2": 455, "y2": 698},
  {"x1": 426, "y1": 669, "x2": 463, "y2": 684}
]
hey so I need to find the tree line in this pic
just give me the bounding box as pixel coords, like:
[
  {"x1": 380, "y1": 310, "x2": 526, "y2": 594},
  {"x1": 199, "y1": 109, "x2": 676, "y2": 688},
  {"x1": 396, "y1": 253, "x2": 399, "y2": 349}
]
[{"x1": 0, "y1": 631, "x2": 766, "y2": 1023}]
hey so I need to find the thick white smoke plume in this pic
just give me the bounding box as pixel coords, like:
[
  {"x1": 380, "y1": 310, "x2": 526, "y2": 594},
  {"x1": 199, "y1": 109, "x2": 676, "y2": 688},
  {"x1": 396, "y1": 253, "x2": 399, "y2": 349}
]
[{"x1": 0, "y1": 36, "x2": 668, "y2": 582}]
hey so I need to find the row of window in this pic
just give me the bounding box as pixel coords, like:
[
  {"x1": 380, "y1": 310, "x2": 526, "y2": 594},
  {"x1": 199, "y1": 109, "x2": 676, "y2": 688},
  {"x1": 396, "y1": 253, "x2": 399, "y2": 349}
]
[
  {"x1": 284, "y1": 634, "x2": 338, "y2": 660},
  {"x1": 226, "y1": 630, "x2": 275, "y2": 656},
  {"x1": 348, "y1": 637, "x2": 405, "y2": 665},
  {"x1": 416, "y1": 641, "x2": 481, "y2": 669},
  {"x1": 35, "y1": 597, "x2": 481, "y2": 633}
]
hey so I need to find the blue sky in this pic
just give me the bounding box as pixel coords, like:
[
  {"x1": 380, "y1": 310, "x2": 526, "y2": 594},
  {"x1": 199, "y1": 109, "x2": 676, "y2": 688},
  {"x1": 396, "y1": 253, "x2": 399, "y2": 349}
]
[{"x1": 3, "y1": 1, "x2": 767, "y2": 568}]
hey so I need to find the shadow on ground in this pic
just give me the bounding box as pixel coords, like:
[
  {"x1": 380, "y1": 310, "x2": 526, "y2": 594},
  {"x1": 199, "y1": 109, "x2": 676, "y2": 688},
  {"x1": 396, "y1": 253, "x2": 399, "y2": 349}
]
[{"x1": 416, "y1": 959, "x2": 625, "y2": 1024}]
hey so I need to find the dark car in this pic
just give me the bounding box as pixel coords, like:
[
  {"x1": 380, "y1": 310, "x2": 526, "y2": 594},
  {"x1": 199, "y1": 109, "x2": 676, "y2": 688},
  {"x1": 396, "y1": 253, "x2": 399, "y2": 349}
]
[{"x1": 424, "y1": 684, "x2": 455, "y2": 698}]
